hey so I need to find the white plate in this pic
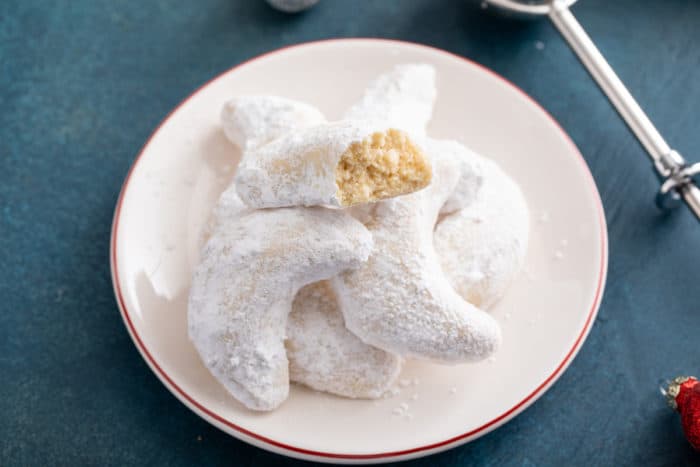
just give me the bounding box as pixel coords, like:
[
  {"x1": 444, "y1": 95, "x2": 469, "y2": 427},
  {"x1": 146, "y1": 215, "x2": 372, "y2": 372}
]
[{"x1": 110, "y1": 39, "x2": 607, "y2": 463}]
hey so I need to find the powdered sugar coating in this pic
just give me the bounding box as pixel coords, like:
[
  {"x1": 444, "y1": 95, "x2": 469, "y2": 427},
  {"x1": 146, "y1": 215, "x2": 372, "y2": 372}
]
[
  {"x1": 221, "y1": 95, "x2": 325, "y2": 151},
  {"x1": 332, "y1": 146, "x2": 502, "y2": 362},
  {"x1": 188, "y1": 190, "x2": 373, "y2": 411},
  {"x1": 199, "y1": 185, "x2": 398, "y2": 402},
  {"x1": 435, "y1": 156, "x2": 530, "y2": 309},
  {"x1": 435, "y1": 140, "x2": 484, "y2": 214},
  {"x1": 344, "y1": 64, "x2": 436, "y2": 138},
  {"x1": 287, "y1": 281, "x2": 401, "y2": 398},
  {"x1": 235, "y1": 120, "x2": 399, "y2": 208}
]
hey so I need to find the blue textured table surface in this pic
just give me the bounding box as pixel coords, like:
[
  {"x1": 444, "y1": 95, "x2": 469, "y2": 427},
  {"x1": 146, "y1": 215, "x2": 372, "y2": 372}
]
[{"x1": 2, "y1": 1, "x2": 700, "y2": 465}]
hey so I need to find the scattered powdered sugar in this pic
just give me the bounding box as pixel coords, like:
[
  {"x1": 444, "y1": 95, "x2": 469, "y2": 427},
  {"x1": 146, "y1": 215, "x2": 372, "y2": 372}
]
[
  {"x1": 554, "y1": 250, "x2": 564, "y2": 260},
  {"x1": 449, "y1": 387, "x2": 458, "y2": 395},
  {"x1": 392, "y1": 402, "x2": 414, "y2": 419},
  {"x1": 535, "y1": 40, "x2": 545, "y2": 51}
]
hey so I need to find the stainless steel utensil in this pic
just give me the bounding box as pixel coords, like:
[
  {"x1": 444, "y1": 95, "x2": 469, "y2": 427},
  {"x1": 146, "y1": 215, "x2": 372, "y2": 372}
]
[{"x1": 486, "y1": 0, "x2": 700, "y2": 220}]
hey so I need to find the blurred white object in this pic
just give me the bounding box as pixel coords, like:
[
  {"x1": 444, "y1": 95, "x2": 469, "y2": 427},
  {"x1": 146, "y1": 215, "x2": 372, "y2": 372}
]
[{"x1": 266, "y1": 0, "x2": 319, "y2": 13}]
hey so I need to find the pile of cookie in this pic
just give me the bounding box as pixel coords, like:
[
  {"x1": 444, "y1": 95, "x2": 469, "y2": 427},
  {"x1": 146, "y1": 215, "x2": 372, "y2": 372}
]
[{"x1": 188, "y1": 65, "x2": 529, "y2": 411}]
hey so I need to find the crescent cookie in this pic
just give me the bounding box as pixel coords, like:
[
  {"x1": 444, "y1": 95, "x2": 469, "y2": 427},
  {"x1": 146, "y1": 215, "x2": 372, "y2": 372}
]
[
  {"x1": 200, "y1": 185, "x2": 400, "y2": 402},
  {"x1": 343, "y1": 63, "x2": 436, "y2": 138},
  {"x1": 332, "y1": 143, "x2": 502, "y2": 363},
  {"x1": 435, "y1": 155, "x2": 530, "y2": 309},
  {"x1": 188, "y1": 187, "x2": 373, "y2": 411},
  {"x1": 287, "y1": 281, "x2": 402, "y2": 398},
  {"x1": 221, "y1": 95, "x2": 326, "y2": 151},
  {"x1": 234, "y1": 120, "x2": 432, "y2": 208}
]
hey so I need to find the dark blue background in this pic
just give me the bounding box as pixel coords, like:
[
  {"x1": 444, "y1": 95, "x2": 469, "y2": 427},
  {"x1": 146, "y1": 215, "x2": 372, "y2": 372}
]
[{"x1": 2, "y1": 0, "x2": 700, "y2": 465}]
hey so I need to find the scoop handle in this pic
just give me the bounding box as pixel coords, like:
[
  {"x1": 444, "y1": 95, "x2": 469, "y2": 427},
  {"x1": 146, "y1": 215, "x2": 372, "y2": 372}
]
[{"x1": 548, "y1": 0, "x2": 700, "y2": 221}]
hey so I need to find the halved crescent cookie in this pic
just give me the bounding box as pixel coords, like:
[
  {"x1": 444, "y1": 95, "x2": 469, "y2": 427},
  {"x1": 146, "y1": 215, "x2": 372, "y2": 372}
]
[{"x1": 235, "y1": 120, "x2": 432, "y2": 208}]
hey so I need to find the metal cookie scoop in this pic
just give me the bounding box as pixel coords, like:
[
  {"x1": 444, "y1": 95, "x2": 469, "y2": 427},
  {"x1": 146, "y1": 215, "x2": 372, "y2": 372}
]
[{"x1": 485, "y1": 0, "x2": 700, "y2": 220}]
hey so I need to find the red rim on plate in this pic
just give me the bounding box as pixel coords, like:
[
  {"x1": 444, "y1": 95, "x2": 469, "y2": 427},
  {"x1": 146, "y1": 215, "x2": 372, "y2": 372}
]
[{"x1": 110, "y1": 39, "x2": 608, "y2": 461}]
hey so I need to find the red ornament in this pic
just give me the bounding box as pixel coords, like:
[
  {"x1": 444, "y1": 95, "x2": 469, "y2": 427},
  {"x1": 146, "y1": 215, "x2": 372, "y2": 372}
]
[{"x1": 664, "y1": 376, "x2": 700, "y2": 450}]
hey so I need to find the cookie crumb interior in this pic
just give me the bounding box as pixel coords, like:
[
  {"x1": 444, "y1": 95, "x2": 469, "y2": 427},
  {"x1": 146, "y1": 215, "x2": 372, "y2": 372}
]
[{"x1": 335, "y1": 129, "x2": 432, "y2": 206}]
